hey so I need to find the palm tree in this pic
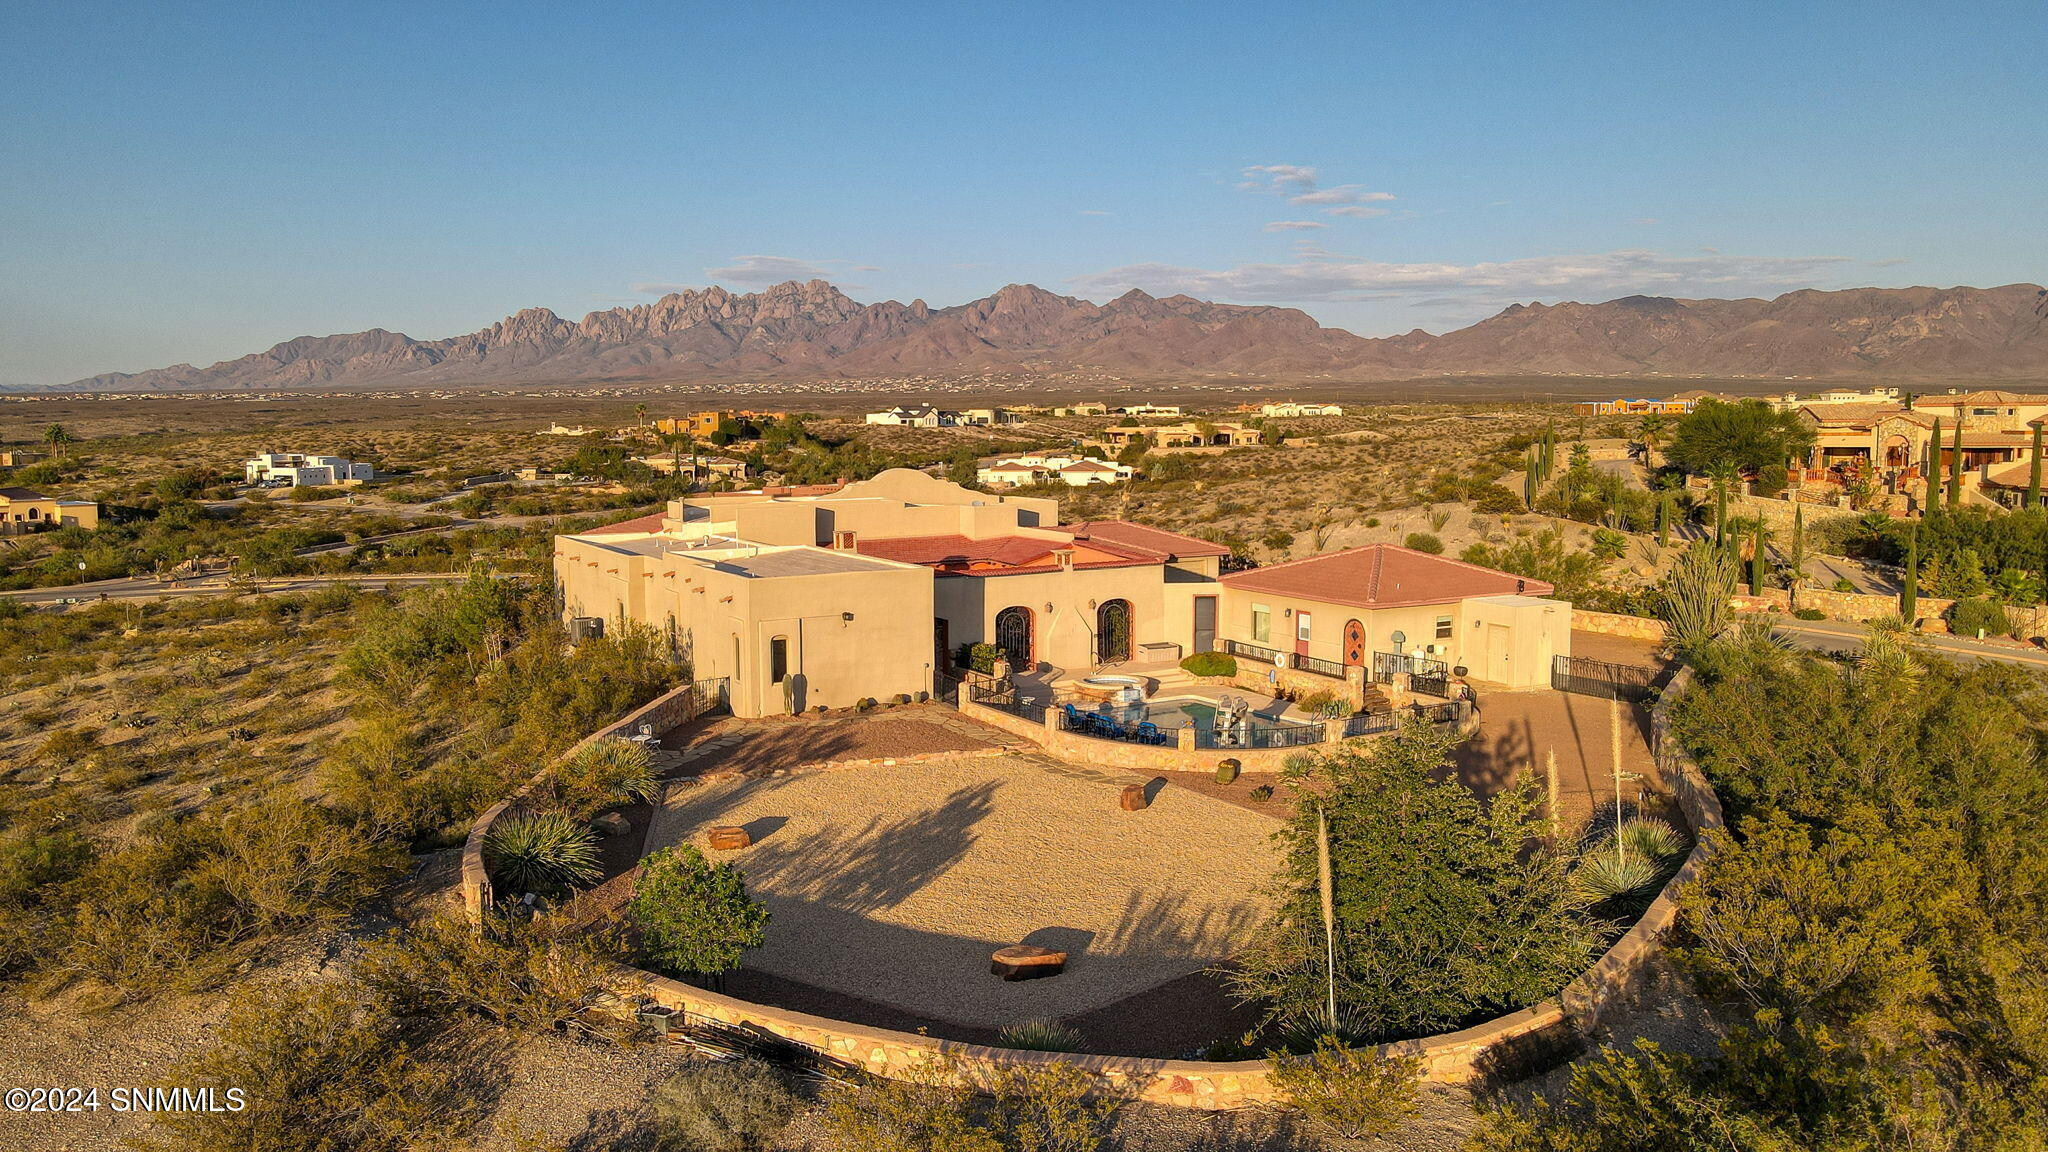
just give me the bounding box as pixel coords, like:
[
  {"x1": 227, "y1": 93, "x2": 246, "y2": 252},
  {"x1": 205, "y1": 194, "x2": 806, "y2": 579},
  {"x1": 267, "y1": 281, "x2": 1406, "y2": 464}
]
[
  {"x1": 42, "y1": 424, "x2": 71, "y2": 460},
  {"x1": 1638, "y1": 414, "x2": 1668, "y2": 469},
  {"x1": 633, "y1": 402, "x2": 649, "y2": 431}
]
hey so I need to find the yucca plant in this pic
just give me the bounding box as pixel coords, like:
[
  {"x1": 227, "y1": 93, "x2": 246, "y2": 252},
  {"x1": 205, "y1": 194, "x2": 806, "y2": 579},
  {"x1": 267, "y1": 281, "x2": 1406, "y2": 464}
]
[
  {"x1": 1616, "y1": 817, "x2": 1687, "y2": 862},
  {"x1": 484, "y1": 811, "x2": 602, "y2": 898},
  {"x1": 1571, "y1": 851, "x2": 1667, "y2": 903},
  {"x1": 996, "y1": 1018, "x2": 1085, "y2": 1053},
  {"x1": 551, "y1": 736, "x2": 658, "y2": 820}
]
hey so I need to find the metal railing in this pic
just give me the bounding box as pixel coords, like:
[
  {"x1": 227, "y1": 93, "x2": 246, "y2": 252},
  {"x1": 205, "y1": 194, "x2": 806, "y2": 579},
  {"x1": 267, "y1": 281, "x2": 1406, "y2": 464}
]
[
  {"x1": 1551, "y1": 654, "x2": 1659, "y2": 702},
  {"x1": 1198, "y1": 717, "x2": 1328, "y2": 749},
  {"x1": 1341, "y1": 700, "x2": 1466, "y2": 738},
  {"x1": 1371, "y1": 651, "x2": 1449, "y2": 684},
  {"x1": 1054, "y1": 704, "x2": 1176, "y2": 746},
  {"x1": 1222, "y1": 638, "x2": 1282, "y2": 664},
  {"x1": 966, "y1": 682, "x2": 1048, "y2": 724},
  {"x1": 1294, "y1": 653, "x2": 1347, "y2": 679}
]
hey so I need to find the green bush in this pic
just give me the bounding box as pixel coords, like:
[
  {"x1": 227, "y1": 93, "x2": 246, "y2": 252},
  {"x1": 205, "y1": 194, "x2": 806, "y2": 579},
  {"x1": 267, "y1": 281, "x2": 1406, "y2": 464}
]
[
  {"x1": 630, "y1": 845, "x2": 769, "y2": 978},
  {"x1": 647, "y1": 1060, "x2": 796, "y2": 1152},
  {"x1": 957, "y1": 642, "x2": 1002, "y2": 674},
  {"x1": 549, "y1": 736, "x2": 657, "y2": 820},
  {"x1": 1179, "y1": 650, "x2": 1237, "y2": 678},
  {"x1": 1403, "y1": 531, "x2": 1444, "y2": 555},
  {"x1": 1248, "y1": 784, "x2": 1275, "y2": 802},
  {"x1": 1470, "y1": 484, "x2": 1526, "y2": 515},
  {"x1": 1792, "y1": 607, "x2": 1827, "y2": 621},
  {"x1": 482, "y1": 811, "x2": 601, "y2": 898},
  {"x1": 1267, "y1": 1034, "x2": 1422, "y2": 1140},
  {"x1": 1948, "y1": 597, "x2": 2011, "y2": 638}
]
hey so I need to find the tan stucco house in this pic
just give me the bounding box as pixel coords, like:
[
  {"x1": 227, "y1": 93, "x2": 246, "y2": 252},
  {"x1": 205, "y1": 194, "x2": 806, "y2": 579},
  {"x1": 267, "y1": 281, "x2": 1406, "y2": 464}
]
[
  {"x1": 0, "y1": 487, "x2": 99, "y2": 535},
  {"x1": 554, "y1": 471, "x2": 1570, "y2": 715}
]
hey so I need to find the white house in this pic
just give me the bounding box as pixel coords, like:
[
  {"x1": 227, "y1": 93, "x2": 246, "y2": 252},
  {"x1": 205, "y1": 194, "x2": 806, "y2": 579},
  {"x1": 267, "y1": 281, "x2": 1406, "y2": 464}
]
[
  {"x1": 1115, "y1": 403, "x2": 1183, "y2": 417},
  {"x1": 244, "y1": 452, "x2": 374, "y2": 487},
  {"x1": 1259, "y1": 401, "x2": 1344, "y2": 418},
  {"x1": 864, "y1": 405, "x2": 956, "y2": 427},
  {"x1": 975, "y1": 453, "x2": 1136, "y2": 487},
  {"x1": 956, "y1": 408, "x2": 1024, "y2": 426}
]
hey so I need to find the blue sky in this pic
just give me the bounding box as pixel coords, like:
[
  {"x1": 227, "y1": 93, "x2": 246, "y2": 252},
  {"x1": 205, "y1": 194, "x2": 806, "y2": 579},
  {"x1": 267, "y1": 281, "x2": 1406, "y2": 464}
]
[{"x1": 3, "y1": 0, "x2": 2043, "y2": 385}]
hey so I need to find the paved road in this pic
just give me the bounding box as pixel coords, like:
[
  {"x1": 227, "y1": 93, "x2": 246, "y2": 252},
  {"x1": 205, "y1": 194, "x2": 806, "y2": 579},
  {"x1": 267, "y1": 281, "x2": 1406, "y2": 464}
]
[
  {"x1": 1, "y1": 571, "x2": 516, "y2": 605},
  {"x1": 1771, "y1": 617, "x2": 2048, "y2": 670}
]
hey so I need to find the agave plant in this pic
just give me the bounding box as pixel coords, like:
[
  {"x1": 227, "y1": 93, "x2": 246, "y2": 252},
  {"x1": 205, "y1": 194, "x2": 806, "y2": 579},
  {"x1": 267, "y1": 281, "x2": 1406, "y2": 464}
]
[
  {"x1": 552, "y1": 737, "x2": 658, "y2": 819},
  {"x1": 484, "y1": 811, "x2": 602, "y2": 897},
  {"x1": 996, "y1": 1018, "x2": 1085, "y2": 1053},
  {"x1": 1616, "y1": 817, "x2": 1688, "y2": 862}
]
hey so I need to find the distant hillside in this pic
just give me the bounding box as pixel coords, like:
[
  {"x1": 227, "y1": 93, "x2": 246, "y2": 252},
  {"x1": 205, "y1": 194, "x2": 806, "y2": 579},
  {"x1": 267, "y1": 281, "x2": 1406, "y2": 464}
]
[{"x1": 53, "y1": 280, "x2": 2048, "y2": 392}]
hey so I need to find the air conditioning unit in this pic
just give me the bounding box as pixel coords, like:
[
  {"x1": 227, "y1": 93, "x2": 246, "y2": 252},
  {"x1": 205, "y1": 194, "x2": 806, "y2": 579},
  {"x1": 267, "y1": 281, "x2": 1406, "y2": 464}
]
[{"x1": 569, "y1": 616, "x2": 605, "y2": 642}]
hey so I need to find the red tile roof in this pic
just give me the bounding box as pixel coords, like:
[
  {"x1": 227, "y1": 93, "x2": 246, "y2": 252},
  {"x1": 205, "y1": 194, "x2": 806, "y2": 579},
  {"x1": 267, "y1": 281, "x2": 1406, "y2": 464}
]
[
  {"x1": 584, "y1": 511, "x2": 669, "y2": 535},
  {"x1": 1220, "y1": 544, "x2": 1553, "y2": 610},
  {"x1": 1063, "y1": 520, "x2": 1232, "y2": 560},
  {"x1": 856, "y1": 533, "x2": 1157, "y2": 574}
]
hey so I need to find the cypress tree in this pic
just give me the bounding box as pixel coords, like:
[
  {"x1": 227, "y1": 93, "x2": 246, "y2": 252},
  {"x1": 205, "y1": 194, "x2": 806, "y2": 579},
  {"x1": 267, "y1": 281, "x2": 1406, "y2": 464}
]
[
  {"x1": 1949, "y1": 413, "x2": 1964, "y2": 509},
  {"x1": 1901, "y1": 524, "x2": 1920, "y2": 624},
  {"x1": 1524, "y1": 447, "x2": 1537, "y2": 506},
  {"x1": 1790, "y1": 503, "x2": 1805, "y2": 610},
  {"x1": 2028, "y1": 425, "x2": 2042, "y2": 509},
  {"x1": 1656, "y1": 490, "x2": 1671, "y2": 549},
  {"x1": 1714, "y1": 479, "x2": 1728, "y2": 548},
  {"x1": 1928, "y1": 416, "x2": 1943, "y2": 508},
  {"x1": 1749, "y1": 523, "x2": 1766, "y2": 596}
]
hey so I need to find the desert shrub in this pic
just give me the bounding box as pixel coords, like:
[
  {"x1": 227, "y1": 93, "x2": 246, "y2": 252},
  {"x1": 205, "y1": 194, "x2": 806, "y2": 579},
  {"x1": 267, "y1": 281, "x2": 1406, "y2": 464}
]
[
  {"x1": 1249, "y1": 784, "x2": 1275, "y2": 802},
  {"x1": 1267, "y1": 1034, "x2": 1422, "y2": 1140},
  {"x1": 130, "y1": 981, "x2": 479, "y2": 1152},
  {"x1": 1295, "y1": 689, "x2": 1350, "y2": 718},
  {"x1": 354, "y1": 912, "x2": 626, "y2": 1038},
  {"x1": 1179, "y1": 651, "x2": 1237, "y2": 677},
  {"x1": 1470, "y1": 483, "x2": 1526, "y2": 515},
  {"x1": 482, "y1": 811, "x2": 601, "y2": 898},
  {"x1": 647, "y1": 1060, "x2": 797, "y2": 1152},
  {"x1": 1948, "y1": 596, "x2": 2011, "y2": 638},
  {"x1": 1403, "y1": 531, "x2": 1444, "y2": 555},
  {"x1": 997, "y1": 1017, "x2": 1086, "y2": 1052},
  {"x1": 823, "y1": 1060, "x2": 1001, "y2": 1152},
  {"x1": 977, "y1": 1059, "x2": 1122, "y2": 1152},
  {"x1": 1571, "y1": 851, "x2": 1667, "y2": 904},
  {"x1": 1833, "y1": 577, "x2": 1856, "y2": 594},
  {"x1": 630, "y1": 845, "x2": 769, "y2": 978},
  {"x1": 548, "y1": 736, "x2": 657, "y2": 820},
  {"x1": 1618, "y1": 817, "x2": 1688, "y2": 860},
  {"x1": 1792, "y1": 606, "x2": 1827, "y2": 621}
]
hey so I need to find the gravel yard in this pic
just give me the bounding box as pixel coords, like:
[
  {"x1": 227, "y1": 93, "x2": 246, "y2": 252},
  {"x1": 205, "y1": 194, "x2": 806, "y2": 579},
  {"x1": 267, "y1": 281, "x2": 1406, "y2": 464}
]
[{"x1": 647, "y1": 755, "x2": 1282, "y2": 1030}]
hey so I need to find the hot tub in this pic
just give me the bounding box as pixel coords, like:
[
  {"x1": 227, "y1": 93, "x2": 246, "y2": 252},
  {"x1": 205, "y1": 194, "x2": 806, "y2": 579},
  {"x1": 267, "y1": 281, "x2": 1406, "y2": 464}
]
[{"x1": 1071, "y1": 674, "x2": 1146, "y2": 706}]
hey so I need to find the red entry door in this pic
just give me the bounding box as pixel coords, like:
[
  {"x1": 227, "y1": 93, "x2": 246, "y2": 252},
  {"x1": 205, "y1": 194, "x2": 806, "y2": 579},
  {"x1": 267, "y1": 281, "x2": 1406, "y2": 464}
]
[
  {"x1": 1343, "y1": 619, "x2": 1366, "y2": 666},
  {"x1": 1295, "y1": 611, "x2": 1313, "y2": 656}
]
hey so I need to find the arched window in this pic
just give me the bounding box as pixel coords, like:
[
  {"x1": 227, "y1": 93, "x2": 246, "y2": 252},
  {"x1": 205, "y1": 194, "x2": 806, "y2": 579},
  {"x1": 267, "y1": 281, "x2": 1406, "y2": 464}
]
[
  {"x1": 1095, "y1": 599, "x2": 1132, "y2": 664},
  {"x1": 994, "y1": 606, "x2": 1034, "y2": 670}
]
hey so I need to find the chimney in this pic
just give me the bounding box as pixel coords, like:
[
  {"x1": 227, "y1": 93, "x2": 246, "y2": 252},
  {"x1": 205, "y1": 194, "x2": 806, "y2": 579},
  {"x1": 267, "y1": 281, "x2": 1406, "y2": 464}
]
[{"x1": 1054, "y1": 547, "x2": 1075, "y2": 571}]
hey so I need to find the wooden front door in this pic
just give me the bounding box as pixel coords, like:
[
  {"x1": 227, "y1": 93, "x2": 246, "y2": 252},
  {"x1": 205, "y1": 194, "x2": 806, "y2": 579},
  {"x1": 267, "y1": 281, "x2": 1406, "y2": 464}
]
[
  {"x1": 1295, "y1": 611, "x2": 1313, "y2": 657},
  {"x1": 1343, "y1": 619, "x2": 1366, "y2": 667}
]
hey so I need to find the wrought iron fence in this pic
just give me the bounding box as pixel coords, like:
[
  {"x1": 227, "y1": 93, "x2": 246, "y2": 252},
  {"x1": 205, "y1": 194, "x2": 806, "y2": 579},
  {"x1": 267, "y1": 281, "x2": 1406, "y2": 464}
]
[
  {"x1": 1370, "y1": 651, "x2": 1449, "y2": 684},
  {"x1": 1293, "y1": 653, "x2": 1348, "y2": 679},
  {"x1": 966, "y1": 682, "x2": 1048, "y2": 724},
  {"x1": 1196, "y1": 716, "x2": 1328, "y2": 750},
  {"x1": 1222, "y1": 638, "x2": 1282, "y2": 664},
  {"x1": 1550, "y1": 654, "x2": 1659, "y2": 702},
  {"x1": 1340, "y1": 700, "x2": 1466, "y2": 737},
  {"x1": 1411, "y1": 673, "x2": 1451, "y2": 699},
  {"x1": 1054, "y1": 704, "x2": 1176, "y2": 746}
]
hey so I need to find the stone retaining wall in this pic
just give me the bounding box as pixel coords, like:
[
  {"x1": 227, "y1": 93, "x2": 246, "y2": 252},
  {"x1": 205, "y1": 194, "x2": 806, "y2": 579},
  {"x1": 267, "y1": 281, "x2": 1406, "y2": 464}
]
[
  {"x1": 468, "y1": 673, "x2": 1722, "y2": 1110},
  {"x1": 1571, "y1": 608, "x2": 1667, "y2": 642}
]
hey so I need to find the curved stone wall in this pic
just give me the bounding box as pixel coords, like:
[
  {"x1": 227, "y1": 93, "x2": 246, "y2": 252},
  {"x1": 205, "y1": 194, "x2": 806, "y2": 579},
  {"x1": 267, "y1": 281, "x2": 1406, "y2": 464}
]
[{"x1": 467, "y1": 673, "x2": 1721, "y2": 1109}]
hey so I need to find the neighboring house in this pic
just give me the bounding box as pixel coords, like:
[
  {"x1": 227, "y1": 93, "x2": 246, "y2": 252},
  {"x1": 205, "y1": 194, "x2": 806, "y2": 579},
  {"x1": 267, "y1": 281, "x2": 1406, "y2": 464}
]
[
  {"x1": 0, "y1": 487, "x2": 99, "y2": 534},
  {"x1": 654, "y1": 410, "x2": 786, "y2": 437},
  {"x1": 864, "y1": 405, "x2": 956, "y2": 427},
  {"x1": 1219, "y1": 545, "x2": 1567, "y2": 689},
  {"x1": 1115, "y1": 403, "x2": 1183, "y2": 417},
  {"x1": 1100, "y1": 421, "x2": 1259, "y2": 449},
  {"x1": 538, "y1": 423, "x2": 599, "y2": 436},
  {"x1": 554, "y1": 471, "x2": 1569, "y2": 716},
  {"x1": 1570, "y1": 397, "x2": 1701, "y2": 416},
  {"x1": 0, "y1": 451, "x2": 45, "y2": 468},
  {"x1": 1796, "y1": 392, "x2": 2048, "y2": 477},
  {"x1": 244, "y1": 453, "x2": 374, "y2": 486},
  {"x1": 1257, "y1": 401, "x2": 1344, "y2": 418},
  {"x1": 1052, "y1": 403, "x2": 1108, "y2": 417},
  {"x1": 974, "y1": 453, "x2": 1135, "y2": 487},
  {"x1": 956, "y1": 408, "x2": 1024, "y2": 426}
]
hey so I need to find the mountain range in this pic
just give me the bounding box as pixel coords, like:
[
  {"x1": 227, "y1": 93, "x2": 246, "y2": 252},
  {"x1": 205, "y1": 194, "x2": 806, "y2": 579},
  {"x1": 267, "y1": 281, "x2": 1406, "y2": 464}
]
[{"x1": 53, "y1": 280, "x2": 2048, "y2": 392}]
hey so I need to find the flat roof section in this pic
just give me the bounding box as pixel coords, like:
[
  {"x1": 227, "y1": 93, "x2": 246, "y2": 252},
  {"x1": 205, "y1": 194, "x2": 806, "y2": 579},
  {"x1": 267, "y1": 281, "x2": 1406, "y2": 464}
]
[{"x1": 705, "y1": 548, "x2": 908, "y2": 579}]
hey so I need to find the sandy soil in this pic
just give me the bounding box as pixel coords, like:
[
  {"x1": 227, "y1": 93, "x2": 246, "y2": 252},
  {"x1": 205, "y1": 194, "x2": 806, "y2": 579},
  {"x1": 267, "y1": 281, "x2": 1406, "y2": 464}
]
[{"x1": 646, "y1": 755, "x2": 1281, "y2": 1029}]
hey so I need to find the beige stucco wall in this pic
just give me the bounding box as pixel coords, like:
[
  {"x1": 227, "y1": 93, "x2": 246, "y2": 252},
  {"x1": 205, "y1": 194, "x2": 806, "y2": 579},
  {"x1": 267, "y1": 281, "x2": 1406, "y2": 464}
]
[
  {"x1": 936, "y1": 562, "x2": 1193, "y2": 672},
  {"x1": 1215, "y1": 589, "x2": 1569, "y2": 689}
]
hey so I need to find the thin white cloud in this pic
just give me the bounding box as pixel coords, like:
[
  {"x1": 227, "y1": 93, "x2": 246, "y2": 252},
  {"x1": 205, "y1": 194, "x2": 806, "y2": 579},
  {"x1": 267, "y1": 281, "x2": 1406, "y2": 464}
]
[
  {"x1": 1289, "y1": 185, "x2": 1396, "y2": 207},
  {"x1": 1325, "y1": 205, "x2": 1391, "y2": 219},
  {"x1": 1869, "y1": 257, "x2": 1908, "y2": 267},
  {"x1": 1629, "y1": 217, "x2": 1661, "y2": 226},
  {"x1": 1077, "y1": 209, "x2": 1113, "y2": 216},
  {"x1": 1265, "y1": 220, "x2": 1329, "y2": 232},
  {"x1": 1071, "y1": 248, "x2": 1853, "y2": 305},
  {"x1": 1239, "y1": 164, "x2": 1319, "y2": 192},
  {"x1": 702, "y1": 255, "x2": 845, "y2": 285}
]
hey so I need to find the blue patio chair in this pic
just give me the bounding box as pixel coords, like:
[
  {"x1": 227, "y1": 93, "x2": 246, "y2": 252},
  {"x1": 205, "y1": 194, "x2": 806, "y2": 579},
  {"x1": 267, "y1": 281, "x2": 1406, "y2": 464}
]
[
  {"x1": 1137, "y1": 721, "x2": 1164, "y2": 745},
  {"x1": 1063, "y1": 702, "x2": 1084, "y2": 730}
]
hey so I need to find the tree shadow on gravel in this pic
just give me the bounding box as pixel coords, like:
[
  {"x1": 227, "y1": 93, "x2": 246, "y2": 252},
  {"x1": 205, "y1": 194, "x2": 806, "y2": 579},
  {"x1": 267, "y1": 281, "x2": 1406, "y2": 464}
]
[{"x1": 739, "y1": 779, "x2": 1001, "y2": 915}]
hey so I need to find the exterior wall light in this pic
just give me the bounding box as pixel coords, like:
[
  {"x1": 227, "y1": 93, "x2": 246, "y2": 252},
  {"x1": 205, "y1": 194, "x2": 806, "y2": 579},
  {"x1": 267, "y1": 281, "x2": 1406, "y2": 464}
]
[{"x1": 841, "y1": 611, "x2": 855, "y2": 623}]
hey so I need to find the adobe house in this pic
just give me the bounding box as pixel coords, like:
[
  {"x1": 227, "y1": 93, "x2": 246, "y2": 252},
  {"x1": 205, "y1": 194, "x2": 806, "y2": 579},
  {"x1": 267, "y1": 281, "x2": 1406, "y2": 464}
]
[
  {"x1": 0, "y1": 487, "x2": 99, "y2": 535},
  {"x1": 1218, "y1": 546, "x2": 1569, "y2": 690},
  {"x1": 553, "y1": 472, "x2": 1569, "y2": 714}
]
